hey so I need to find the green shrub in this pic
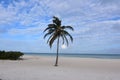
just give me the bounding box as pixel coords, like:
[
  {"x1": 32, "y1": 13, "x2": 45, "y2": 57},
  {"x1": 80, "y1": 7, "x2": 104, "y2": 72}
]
[{"x1": 0, "y1": 51, "x2": 24, "y2": 60}]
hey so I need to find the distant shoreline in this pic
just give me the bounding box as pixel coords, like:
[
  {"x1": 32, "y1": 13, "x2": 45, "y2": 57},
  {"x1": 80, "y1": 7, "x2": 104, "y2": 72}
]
[{"x1": 24, "y1": 53, "x2": 120, "y2": 59}]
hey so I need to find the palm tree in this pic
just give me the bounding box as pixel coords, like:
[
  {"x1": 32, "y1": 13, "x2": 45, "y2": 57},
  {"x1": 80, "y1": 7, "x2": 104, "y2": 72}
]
[{"x1": 44, "y1": 16, "x2": 74, "y2": 66}]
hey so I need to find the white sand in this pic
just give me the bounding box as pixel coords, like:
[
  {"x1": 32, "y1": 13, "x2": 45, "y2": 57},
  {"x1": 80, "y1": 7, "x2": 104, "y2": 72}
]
[{"x1": 0, "y1": 55, "x2": 120, "y2": 80}]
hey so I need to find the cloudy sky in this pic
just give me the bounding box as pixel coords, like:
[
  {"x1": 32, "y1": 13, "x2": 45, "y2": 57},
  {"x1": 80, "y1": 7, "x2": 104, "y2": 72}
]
[{"x1": 0, "y1": 0, "x2": 120, "y2": 54}]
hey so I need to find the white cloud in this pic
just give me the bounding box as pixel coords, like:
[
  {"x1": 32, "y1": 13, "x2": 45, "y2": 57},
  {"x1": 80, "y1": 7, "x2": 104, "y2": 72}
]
[
  {"x1": 0, "y1": 4, "x2": 17, "y2": 24},
  {"x1": 8, "y1": 26, "x2": 43, "y2": 35},
  {"x1": 0, "y1": 0, "x2": 120, "y2": 27},
  {"x1": 0, "y1": 0, "x2": 50, "y2": 26}
]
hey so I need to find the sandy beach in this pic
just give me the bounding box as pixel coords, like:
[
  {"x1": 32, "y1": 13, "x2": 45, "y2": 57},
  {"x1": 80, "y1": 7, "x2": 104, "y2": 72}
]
[{"x1": 0, "y1": 55, "x2": 120, "y2": 80}]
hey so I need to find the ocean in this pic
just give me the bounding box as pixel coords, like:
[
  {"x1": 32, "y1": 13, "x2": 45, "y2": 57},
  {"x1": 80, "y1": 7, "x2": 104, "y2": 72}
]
[{"x1": 24, "y1": 53, "x2": 120, "y2": 59}]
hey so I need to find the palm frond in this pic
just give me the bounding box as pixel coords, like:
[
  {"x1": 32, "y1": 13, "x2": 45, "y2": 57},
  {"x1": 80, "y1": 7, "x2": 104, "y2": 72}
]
[
  {"x1": 49, "y1": 33, "x2": 58, "y2": 48},
  {"x1": 47, "y1": 34, "x2": 54, "y2": 43},
  {"x1": 63, "y1": 34, "x2": 69, "y2": 46},
  {"x1": 44, "y1": 32, "x2": 52, "y2": 39},
  {"x1": 44, "y1": 24, "x2": 56, "y2": 32},
  {"x1": 53, "y1": 16, "x2": 61, "y2": 26},
  {"x1": 63, "y1": 30, "x2": 73, "y2": 42},
  {"x1": 62, "y1": 26, "x2": 74, "y2": 31},
  {"x1": 48, "y1": 24, "x2": 56, "y2": 28},
  {"x1": 44, "y1": 29, "x2": 55, "y2": 39},
  {"x1": 44, "y1": 27, "x2": 50, "y2": 32},
  {"x1": 60, "y1": 34, "x2": 65, "y2": 44}
]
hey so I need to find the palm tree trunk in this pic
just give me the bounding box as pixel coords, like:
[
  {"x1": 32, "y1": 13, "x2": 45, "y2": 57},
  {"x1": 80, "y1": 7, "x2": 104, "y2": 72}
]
[{"x1": 55, "y1": 37, "x2": 60, "y2": 66}]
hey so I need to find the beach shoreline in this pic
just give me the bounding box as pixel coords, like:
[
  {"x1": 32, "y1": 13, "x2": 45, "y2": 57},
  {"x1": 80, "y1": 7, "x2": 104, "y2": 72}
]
[{"x1": 0, "y1": 55, "x2": 120, "y2": 80}]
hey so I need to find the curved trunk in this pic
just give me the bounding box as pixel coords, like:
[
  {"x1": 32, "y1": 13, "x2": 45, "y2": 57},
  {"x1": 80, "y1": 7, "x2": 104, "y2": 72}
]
[{"x1": 55, "y1": 37, "x2": 60, "y2": 66}]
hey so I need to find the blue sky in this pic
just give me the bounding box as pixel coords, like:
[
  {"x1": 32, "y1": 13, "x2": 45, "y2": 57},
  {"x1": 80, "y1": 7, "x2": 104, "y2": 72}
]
[{"x1": 0, "y1": 0, "x2": 120, "y2": 54}]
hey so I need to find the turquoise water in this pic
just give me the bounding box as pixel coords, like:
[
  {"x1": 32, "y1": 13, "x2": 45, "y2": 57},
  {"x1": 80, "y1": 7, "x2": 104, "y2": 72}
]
[{"x1": 24, "y1": 53, "x2": 120, "y2": 59}]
